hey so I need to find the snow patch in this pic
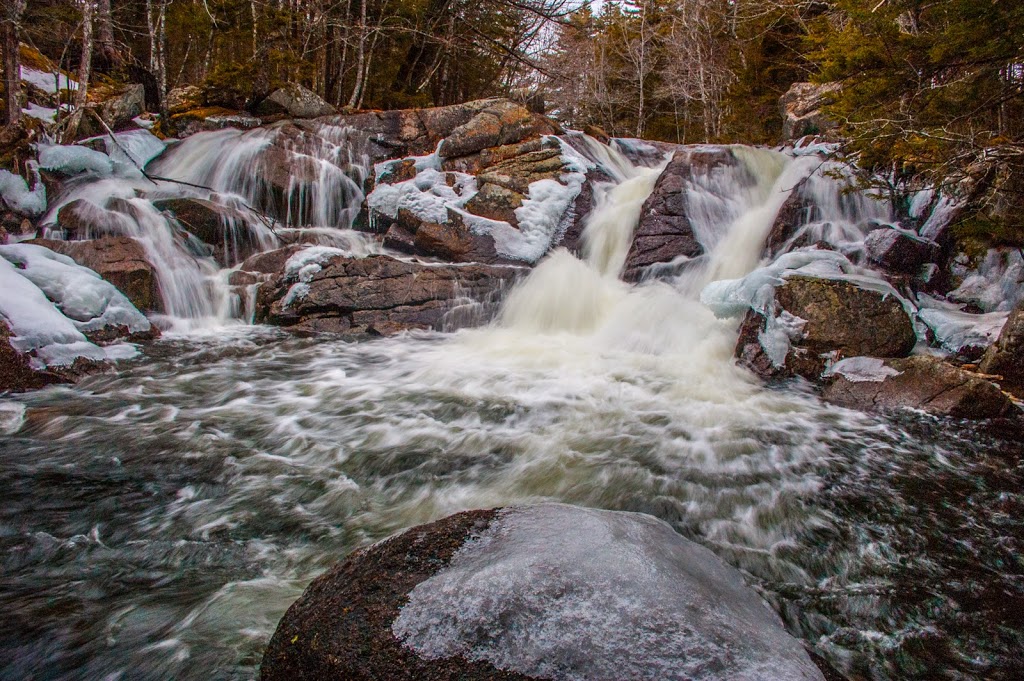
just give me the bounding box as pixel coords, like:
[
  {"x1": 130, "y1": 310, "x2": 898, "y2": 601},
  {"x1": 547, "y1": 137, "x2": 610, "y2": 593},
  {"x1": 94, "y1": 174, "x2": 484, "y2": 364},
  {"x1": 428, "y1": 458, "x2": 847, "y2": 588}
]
[
  {"x1": 0, "y1": 244, "x2": 150, "y2": 336},
  {"x1": 20, "y1": 66, "x2": 77, "y2": 94},
  {"x1": 23, "y1": 103, "x2": 57, "y2": 123}
]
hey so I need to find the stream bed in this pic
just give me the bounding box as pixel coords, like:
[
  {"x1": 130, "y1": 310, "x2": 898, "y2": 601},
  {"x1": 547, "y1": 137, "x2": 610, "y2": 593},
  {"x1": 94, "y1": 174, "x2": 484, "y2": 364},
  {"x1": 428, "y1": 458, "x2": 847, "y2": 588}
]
[{"x1": 1, "y1": 327, "x2": 1022, "y2": 680}]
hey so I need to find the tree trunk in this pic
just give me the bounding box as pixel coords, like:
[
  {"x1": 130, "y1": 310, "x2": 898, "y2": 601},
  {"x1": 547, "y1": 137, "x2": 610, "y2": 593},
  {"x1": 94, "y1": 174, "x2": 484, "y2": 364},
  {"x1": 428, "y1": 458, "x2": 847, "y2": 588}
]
[
  {"x1": 75, "y1": 0, "x2": 94, "y2": 109},
  {"x1": 95, "y1": 0, "x2": 119, "y2": 66},
  {"x1": 2, "y1": 0, "x2": 26, "y2": 127},
  {"x1": 347, "y1": 0, "x2": 367, "y2": 109}
]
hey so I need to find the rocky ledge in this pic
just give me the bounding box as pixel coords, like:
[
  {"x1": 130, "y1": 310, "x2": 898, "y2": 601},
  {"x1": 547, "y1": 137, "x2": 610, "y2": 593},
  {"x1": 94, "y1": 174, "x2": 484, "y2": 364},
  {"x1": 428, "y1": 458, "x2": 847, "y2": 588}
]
[
  {"x1": 262, "y1": 504, "x2": 834, "y2": 681},
  {"x1": 253, "y1": 250, "x2": 524, "y2": 335}
]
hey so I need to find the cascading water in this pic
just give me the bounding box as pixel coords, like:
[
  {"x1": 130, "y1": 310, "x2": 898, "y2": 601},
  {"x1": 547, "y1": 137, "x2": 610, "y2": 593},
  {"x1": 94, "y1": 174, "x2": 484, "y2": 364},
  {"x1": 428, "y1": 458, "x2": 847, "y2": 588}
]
[
  {"x1": 41, "y1": 122, "x2": 379, "y2": 330},
  {"x1": 3, "y1": 133, "x2": 1023, "y2": 681}
]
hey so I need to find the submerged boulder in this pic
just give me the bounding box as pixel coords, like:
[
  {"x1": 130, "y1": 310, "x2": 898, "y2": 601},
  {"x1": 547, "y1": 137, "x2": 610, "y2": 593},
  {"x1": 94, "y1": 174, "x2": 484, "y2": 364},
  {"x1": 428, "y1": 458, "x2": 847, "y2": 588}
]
[
  {"x1": 254, "y1": 250, "x2": 522, "y2": 335},
  {"x1": 622, "y1": 147, "x2": 736, "y2": 281},
  {"x1": 822, "y1": 355, "x2": 1013, "y2": 419},
  {"x1": 261, "y1": 504, "x2": 827, "y2": 681},
  {"x1": 736, "y1": 275, "x2": 916, "y2": 381}
]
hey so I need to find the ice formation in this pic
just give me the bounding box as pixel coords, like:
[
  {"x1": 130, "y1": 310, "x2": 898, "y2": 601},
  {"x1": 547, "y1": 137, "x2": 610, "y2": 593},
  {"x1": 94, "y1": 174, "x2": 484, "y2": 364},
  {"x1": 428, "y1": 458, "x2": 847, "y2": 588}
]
[
  {"x1": 38, "y1": 144, "x2": 115, "y2": 176},
  {"x1": 0, "y1": 245, "x2": 147, "y2": 368},
  {"x1": 393, "y1": 504, "x2": 825, "y2": 681},
  {"x1": 0, "y1": 166, "x2": 47, "y2": 216},
  {"x1": 822, "y1": 357, "x2": 902, "y2": 383},
  {"x1": 916, "y1": 295, "x2": 1008, "y2": 355}
]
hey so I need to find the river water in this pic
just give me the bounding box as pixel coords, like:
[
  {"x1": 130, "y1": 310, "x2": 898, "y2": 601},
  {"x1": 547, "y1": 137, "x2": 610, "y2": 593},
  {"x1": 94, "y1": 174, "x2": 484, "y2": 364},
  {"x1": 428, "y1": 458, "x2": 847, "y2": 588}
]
[{"x1": 2, "y1": 132, "x2": 1022, "y2": 680}]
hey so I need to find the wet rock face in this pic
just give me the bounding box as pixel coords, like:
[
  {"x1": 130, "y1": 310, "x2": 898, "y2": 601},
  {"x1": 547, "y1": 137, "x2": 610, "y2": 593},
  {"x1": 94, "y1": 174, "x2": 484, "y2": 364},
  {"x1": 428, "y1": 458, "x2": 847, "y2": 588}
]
[
  {"x1": 153, "y1": 197, "x2": 267, "y2": 267},
  {"x1": 737, "y1": 275, "x2": 917, "y2": 380},
  {"x1": 622, "y1": 147, "x2": 736, "y2": 281},
  {"x1": 763, "y1": 178, "x2": 814, "y2": 259},
  {"x1": 863, "y1": 227, "x2": 938, "y2": 276},
  {"x1": 262, "y1": 504, "x2": 828, "y2": 681},
  {"x1": 28, "y1": 237, "x2": 161, "y2": 313},
  {"x1": 823, "y1": 355, "x2": 1013, "y2": 419},
  {"x1": 980, "y1": 300, "x2": 1024, "y2": 396},
  {"x1": 261, "y1": 509, "x2": 529, "y2": 681},
  {"x1": 254, "y1": 252, "x2": 522, "y2": 335}
]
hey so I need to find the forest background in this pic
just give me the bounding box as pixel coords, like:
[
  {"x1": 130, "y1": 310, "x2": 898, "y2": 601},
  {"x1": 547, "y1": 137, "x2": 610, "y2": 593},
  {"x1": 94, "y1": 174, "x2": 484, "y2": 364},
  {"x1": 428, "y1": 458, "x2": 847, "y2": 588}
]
[{"x1": 2, "y1": 0, "x2": 1023, "y2": 236}]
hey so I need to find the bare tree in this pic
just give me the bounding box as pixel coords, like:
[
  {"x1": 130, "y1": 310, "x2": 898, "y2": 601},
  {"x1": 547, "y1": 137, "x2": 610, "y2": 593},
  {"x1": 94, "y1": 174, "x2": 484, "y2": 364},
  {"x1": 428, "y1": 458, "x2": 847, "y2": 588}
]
[
  {"x1": 75, "y1": 0, "x2": 95, "y2": 109},
  {"x1": 1, "y1": 0, "x2": 27, "y2": 127}
]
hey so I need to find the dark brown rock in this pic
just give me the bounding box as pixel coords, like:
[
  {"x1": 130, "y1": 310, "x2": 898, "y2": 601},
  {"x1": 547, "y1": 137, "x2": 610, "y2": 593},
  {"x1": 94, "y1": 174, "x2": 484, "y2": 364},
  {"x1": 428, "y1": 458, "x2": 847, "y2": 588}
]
[
  {"x1": 979, "y1": 301, "x2": 1024, "y2": 397},
  {"x1": 27, "y1": 237, "x2": 161, "y2": 312},
  {"x1": 56, "y1": 198, "x2": 134, "y2": 240},
  {"x1": 440, "y1": 138, "x2": 552, "y2": 175},
  {"x1": 414, "y1": 219, "x2": 475, "y2": 260},
  {"x1": 863, "y1": 227, "x2": 938, "y2": 276},
  {"x1": 623, "y1": 147, "x2": 737, "y2": 281},
  {"x1": 763, "y1": 179, "x2": 814, "y2": 259},
  {"x1": 0, "y1": 322, "x2": 112, "y2": 394},
  {"x1": 153, "y1": 197, "x2": 263, "y2": 266},
  {"x1": 736, "y1": 275, "x2": 917, "y2": 380},
  {"x1": 261, "y1": 509, "x2": 534, "y2": 681},
  {"x1": 239, "y1": 244, "x2": 306, "y2": 275},
  {"x1": 464, "y1": 182, "x2": 524, "y2": 225},
  {"x1": 377, "y1": 158, "x2": 418, "y2": 185},
  {"x1": 255, "y1": 253, "x2": 522, "y2": 334},
  {"x1": 822, "y1": 355, "x2": 1014, "y2": 419}
]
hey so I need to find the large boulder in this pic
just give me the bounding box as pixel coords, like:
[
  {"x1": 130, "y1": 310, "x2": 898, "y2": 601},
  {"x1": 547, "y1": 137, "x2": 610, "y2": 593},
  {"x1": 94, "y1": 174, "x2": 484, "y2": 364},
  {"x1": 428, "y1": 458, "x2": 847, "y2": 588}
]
[
  {"x1": 863, "y1": 227, "x2": 938, "y2": 276},
  {"x1": 622, "y1": 147, "x2": 736, "y2": 281},
  {"x1": 736, "y1": 275, "x2": 917, "y2": 380},
  {"x1": 822, "y1": 355, "x2": 1014, "y2": 419},
  {"x1": 255, "y1": 251, "x2": 522, "y2": 335},
  {"x1": 28, "y1": 237, "x2": 161, "y2": 312},
  {"x1": 979, "y1": 300, "x2": 1024, "y2": 397},
  {"x1": 166, "y1": 85, "x2": 204, "y2": 115},
  {"x1": 257, "y1": 83, "x2": 337, "y2": 119},
  {"x1": 329, "y1": 100, "x2": 496, "y2": 162},
  {"x1": 261, "y1": 504, "x2": 828, "y2": 681},
  {"x1": 780, "y1": 82, "x2": 841, "y2": 141},
  {"x1": 438, "y1": 100, "x2": 559, "y2": 160}
]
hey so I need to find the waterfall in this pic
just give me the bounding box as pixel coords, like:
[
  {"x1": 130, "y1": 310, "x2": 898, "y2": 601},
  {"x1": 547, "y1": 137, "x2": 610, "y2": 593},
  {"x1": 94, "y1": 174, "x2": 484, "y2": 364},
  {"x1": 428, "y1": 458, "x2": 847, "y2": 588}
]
[{"x1": 42, "y1": 122, "x2": 376, "y2": 331}]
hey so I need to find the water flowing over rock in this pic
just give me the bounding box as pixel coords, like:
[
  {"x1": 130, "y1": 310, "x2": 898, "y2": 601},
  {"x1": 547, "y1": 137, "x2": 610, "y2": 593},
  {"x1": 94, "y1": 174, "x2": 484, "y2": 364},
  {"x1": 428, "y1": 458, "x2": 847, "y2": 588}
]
[
  {"x1": 261, "y1": 505, "x2": 827, "y2": 681},
  {"x1": 823, "y1": 355, "x2": 1013, "y2": 419},
  {"x1": 622, "y1": 147, "x2": 734, "y2": 281},
  {"x1": 254, "y1": 251, "x2": 523, "y2": 335},
  {"x1": 735, "y1": 275, "x2": 916, "y2": 381}
]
